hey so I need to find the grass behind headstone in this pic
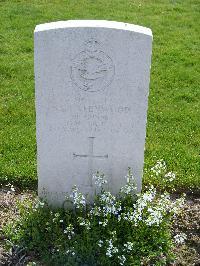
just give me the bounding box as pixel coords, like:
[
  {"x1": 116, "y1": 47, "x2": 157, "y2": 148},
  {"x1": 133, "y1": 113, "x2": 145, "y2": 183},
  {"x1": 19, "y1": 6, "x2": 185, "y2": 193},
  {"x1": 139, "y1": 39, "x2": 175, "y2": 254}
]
[{"x1": 0, "y1": 0, "x2": 199, "y2": 190}]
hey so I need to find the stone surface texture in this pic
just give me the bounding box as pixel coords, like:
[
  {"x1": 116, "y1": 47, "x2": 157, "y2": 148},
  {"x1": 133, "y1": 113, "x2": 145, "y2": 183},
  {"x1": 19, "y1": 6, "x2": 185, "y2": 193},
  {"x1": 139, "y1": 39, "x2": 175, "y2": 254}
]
[{"x1": 34, "y1": 20, "x2": 153, "y2": 206}]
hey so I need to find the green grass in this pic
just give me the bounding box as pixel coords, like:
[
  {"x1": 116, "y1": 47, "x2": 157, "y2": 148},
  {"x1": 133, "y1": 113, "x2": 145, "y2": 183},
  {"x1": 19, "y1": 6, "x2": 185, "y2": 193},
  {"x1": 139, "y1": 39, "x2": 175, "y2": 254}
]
[{"x1": 0, "y1": 0, "x2": 199, "y2": 190}]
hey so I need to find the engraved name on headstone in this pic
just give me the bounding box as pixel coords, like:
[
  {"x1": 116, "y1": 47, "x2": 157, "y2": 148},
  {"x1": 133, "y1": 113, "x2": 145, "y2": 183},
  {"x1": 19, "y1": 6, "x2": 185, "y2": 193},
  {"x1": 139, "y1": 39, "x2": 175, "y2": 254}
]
[{"x1": 34, "y1": 20, "x2": 153, "y2": 206}]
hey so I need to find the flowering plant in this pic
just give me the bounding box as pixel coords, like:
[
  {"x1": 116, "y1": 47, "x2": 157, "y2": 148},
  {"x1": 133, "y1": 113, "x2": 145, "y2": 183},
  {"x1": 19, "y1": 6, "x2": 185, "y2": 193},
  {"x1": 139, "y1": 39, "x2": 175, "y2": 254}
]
[
  {"x1": 144, "y1": 159, "x2": 178, "y2": 191},
  {"x1": 4, "y1": 166, "x2": 186, "y2": 265}
]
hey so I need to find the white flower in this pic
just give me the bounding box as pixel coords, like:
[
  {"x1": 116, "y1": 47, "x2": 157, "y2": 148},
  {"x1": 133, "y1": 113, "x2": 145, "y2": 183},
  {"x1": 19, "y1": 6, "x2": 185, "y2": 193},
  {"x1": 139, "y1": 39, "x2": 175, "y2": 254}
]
[
  {"x1": 125, "y1": 167, "x2": 135, "y2": 182},
  {"x1": 118, "y1": 214, "x2": 121, "y2": 222},
  {"x1": 124, "y1": 241, "x2": 134, "y2": 251},
  {"x1": 99, "y1": 219, "x2": 108, "y2": 227},
  {"x1": 121, "y1": 168, "x2": 137, "y2": 195},
  {"x1": 164, "y1": 171, "x2": 176, "y2": 182},
  {"x1": 35, "y1": 201, "x2": 45, "y2": 209},
  {"x1": 142, "y1": 192, "x2": 154, "y2": 202},
  {"x1": 70, "y1": 186, "x2": 86, "y2": 208},
  {"x1": 120, "y1": 183, "x2": 136, "y2": 195},
  {"x1": 118, "y1": 255, "x2": 126, "y2": 265},
  {"x1": 110, "y1": 231, "x2": 116, "y2": 237},
  {"x1": 130, "y1": 186, "x2": 157, "y2": 225},
  {"x1": 64, "y1": 224, "x2": 75, "y2": 239},
  {"x1": 93, "y1": 172, "x2": 108, "y2": 187},
  {"x1": 145, "y1": 208, "x2": 163, "y2": 226},
  {"x1": 100, "y1": 192, "x2": 115, "y2": 205},
  {"x1": 10, "y1": 185, "x2": 15, "y2": 192},
  {"x1": 99, "y1": 192, "x2": 122, "y2": 216},
  {"x1": 151, "y1": 160, "x2": 166, "y2": 176},
  {"x1": 65, "y1": 249, "x2": 75, "y2": 256},
  {"x1": 106, "y1": 239, "x2": 118, "y2": 257},
  {"x1": 90, "y1": 206, "x2": 101, "y2": 216},
  {"x1": 78, "y1": 217, "x2": 91, "y2": 230},
  {"x1": 102, "y1": 201, "x2": 121, "y2": 216},
  {"x1": 174, "y1": 233, "x2": 187, "y2": 245},
  {"x1": 98, "y1": 240, "x2": 103, "y2": 247},
  {"x1": 171, "y1": 197, "x2": 185, "y2": 215}
]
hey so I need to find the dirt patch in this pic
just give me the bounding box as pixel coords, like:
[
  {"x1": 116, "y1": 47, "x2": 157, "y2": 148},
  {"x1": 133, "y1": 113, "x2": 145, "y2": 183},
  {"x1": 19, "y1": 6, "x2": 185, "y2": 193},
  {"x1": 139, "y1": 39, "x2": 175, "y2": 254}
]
[
  {"x1": 0, "y1": 188, "x2": 35, "y2": 265},
  {"x1": 171, "y1": 195, "x2": 200, "y2": 265},
  {"x1": 0, "y1": 188, "x2": 199, "y2": 265}
]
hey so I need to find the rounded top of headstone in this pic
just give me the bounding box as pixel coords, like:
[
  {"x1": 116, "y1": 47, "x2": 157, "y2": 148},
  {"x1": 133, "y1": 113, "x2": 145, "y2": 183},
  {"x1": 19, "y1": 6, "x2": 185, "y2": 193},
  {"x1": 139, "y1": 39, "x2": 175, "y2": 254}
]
[{"x1": 34, "y1": 20, "x2": 152, "y2": 37}]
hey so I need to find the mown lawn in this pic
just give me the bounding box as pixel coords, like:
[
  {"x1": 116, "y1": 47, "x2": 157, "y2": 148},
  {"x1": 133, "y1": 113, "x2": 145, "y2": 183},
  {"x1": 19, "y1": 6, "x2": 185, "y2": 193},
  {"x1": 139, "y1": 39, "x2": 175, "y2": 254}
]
[{"x1": 0, "y1": 0, "x2": 199, "y2": 190}]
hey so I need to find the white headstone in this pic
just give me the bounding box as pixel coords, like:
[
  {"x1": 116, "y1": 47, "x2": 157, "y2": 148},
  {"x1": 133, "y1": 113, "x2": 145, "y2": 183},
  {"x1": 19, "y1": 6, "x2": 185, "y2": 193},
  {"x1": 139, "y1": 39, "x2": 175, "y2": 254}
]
[{"x1": 34, "y1": 20, "x2": 152, "y2": 206}]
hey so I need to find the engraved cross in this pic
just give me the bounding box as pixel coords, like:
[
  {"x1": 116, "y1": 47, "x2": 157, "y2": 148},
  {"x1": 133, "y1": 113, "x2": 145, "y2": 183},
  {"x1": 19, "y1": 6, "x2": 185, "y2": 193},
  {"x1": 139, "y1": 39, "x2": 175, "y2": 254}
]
[{"x1": 73, "y1": 137, "x2": 108, "y2": 186}]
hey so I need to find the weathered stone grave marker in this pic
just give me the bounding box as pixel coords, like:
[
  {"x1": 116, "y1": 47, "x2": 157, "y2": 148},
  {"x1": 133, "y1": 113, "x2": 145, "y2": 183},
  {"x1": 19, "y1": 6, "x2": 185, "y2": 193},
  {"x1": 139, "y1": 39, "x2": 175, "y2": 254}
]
[{"x1": 34, "y1": 20, "x2": 153, "y2": 206}]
